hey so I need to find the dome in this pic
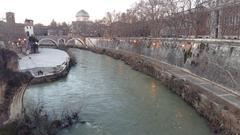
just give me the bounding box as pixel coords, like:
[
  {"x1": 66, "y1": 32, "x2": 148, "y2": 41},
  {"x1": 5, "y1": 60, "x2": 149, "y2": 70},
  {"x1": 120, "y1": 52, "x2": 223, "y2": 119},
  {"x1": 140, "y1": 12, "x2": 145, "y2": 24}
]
[{"x1": 76, "y1": 10, "x2": 89, "y2": 18}]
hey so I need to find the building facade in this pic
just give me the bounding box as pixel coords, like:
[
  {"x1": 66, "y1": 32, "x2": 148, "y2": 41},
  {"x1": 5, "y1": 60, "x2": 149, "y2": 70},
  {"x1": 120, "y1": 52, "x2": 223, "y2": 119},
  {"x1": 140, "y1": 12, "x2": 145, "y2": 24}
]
[
  {"x1": 70, "y1": 10, "x2": 102, "y2": 37},
  {"x1": 24, "y1": 19, "x2": 34, "y2": 37},
  {"x1": 6, "y1": 12, "x2": 15, "y2": 24},
  {"x1": 0, "y1": 12, "x2": 25, "y2": 43}
]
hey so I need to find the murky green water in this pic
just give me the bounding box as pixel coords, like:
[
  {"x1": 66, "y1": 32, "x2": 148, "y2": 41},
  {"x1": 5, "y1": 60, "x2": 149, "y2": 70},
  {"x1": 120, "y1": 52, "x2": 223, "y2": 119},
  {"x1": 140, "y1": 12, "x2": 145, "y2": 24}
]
[{"x1": 24, "y1": 49, "x2": 214, "y2": 135}]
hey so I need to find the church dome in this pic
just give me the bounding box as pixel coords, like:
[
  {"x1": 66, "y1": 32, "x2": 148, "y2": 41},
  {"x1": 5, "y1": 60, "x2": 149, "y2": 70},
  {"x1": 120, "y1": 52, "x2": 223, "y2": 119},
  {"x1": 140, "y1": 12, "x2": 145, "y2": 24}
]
[{"x1": 76, "y1": 10, "x2": 89, "y2": 18}]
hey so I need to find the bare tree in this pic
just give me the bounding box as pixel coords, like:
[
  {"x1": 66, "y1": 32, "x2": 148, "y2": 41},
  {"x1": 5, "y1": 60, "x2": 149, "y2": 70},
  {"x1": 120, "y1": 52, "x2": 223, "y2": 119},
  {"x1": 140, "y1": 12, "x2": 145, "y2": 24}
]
[{"x1": 101, "y1": 11, "x2": 121, "y2": 37}]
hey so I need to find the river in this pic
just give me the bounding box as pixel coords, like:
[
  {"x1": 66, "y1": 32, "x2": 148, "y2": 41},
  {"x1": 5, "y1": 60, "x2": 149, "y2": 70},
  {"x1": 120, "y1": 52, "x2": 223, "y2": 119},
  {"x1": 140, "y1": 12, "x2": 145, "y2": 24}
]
[{"x1": 24, "y1": 49, "x2": 213, "y2": 135}]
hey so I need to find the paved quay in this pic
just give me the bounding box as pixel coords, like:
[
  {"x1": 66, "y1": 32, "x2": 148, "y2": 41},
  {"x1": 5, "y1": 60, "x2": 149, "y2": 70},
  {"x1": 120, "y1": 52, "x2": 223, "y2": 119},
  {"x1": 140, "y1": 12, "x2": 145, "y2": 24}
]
[{"x1": 18, "y1": 48, "x2": 70, "y2": 77}]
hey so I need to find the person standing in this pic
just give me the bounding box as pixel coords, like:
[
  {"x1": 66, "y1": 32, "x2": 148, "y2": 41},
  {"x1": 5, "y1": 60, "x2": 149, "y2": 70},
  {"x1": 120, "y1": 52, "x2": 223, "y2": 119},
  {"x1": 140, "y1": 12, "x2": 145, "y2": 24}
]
[{"x1": 28, "y1": 36, "x2": 39, "y2": 53}]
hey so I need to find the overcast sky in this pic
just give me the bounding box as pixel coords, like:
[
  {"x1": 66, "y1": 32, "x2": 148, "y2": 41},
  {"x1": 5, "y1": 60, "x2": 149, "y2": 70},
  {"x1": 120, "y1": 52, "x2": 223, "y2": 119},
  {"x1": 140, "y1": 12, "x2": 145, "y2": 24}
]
[{"x1": 0, "y1": 0, "x2": 138, "y2": 25}]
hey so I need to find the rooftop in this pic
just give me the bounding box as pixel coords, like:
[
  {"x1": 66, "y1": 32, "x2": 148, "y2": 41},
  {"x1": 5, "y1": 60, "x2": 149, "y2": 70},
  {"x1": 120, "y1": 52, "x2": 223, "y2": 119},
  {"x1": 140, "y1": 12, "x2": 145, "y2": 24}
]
[{"x1": 76, "y1": 10, "x2": 89, "y2": 18}]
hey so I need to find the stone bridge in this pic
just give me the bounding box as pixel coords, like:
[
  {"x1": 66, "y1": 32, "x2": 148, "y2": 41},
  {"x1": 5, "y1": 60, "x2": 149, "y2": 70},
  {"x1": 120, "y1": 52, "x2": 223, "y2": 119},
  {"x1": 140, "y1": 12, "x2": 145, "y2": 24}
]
[{"x1": 36, "y1": 36, "x2": 94, "y2": 48}]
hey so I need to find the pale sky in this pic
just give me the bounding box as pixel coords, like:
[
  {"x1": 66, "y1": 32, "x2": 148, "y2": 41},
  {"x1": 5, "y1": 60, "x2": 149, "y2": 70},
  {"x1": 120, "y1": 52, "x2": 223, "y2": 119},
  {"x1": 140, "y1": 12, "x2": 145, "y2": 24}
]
[{"x1": 0, "y1": 0, "x2": 138, "y2": 25}]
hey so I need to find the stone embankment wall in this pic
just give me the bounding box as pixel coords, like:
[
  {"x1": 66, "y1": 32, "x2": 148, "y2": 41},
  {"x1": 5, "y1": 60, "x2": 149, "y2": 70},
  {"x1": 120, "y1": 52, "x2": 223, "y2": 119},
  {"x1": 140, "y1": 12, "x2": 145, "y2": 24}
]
[
  {"x1": 92, "y1": 38, "x2": 240, "y2": 94},
  {"x1": 30, "y1": 63, "x2": 70, "y2": 84},
  {"x1": 0, "y1": 49, "x2": 32, "y2": 126},
  {"x1": 87, "y1": 38, "x2": 240, "y2": 135}
]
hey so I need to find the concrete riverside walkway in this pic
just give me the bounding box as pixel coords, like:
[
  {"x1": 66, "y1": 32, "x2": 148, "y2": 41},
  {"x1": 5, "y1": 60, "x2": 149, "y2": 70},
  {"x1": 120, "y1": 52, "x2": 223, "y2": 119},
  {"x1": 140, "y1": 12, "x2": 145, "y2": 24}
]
[
  {"x1": 18, "y1": 48, "x2": 70, "y2": 78},
  {"x1": 133, "y1": 49, "x2": 240, "y2": 108},
  {"x1": 108, "y1": 47, "x2": 240, "y2": 108}
]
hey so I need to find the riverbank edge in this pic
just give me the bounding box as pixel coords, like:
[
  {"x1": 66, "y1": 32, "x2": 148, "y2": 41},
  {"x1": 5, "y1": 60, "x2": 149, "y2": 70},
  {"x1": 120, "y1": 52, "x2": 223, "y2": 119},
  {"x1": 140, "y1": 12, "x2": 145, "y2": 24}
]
[
  {"x1": 30, "y1": 66, "x2": 70, "y2": 84},
  {"x1": 28, "y1": 48, "x2": 75, "y2": 85},
  {"x1": 81, "y1": 46, "x2": 240, "y2": 135}
]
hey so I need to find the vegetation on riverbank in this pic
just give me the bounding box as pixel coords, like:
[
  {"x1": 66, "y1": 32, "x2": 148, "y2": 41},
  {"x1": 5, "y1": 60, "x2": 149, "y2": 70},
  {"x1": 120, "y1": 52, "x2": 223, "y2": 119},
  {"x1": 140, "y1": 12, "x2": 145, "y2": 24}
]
[
  {"x1": 0, "y1": 106, "x2": 81, "y2": 135},
  {"x1": 0, "y1": 48, "x2": 33, "y2": 126}
]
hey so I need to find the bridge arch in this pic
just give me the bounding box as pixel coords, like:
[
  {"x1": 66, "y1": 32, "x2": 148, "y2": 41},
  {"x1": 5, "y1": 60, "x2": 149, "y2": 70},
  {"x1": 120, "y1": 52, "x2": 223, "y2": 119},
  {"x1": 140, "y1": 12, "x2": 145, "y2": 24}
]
[
  {"x1": 58, "y1": 38, "x2": 66, "y2": 45},
  {"x1": 65, "y1": 38, "x2": 85, "y2": 47},
  {"x1": 39, "y1": 38, "x2": 58, "y2": 47}
]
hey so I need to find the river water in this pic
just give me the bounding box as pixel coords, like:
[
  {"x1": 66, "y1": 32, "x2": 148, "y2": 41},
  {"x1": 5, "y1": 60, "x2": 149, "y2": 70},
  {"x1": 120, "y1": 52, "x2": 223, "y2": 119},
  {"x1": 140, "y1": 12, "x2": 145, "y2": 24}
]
[{"x1": 24, "y1": 49, "x2": 214, "y2": 135}]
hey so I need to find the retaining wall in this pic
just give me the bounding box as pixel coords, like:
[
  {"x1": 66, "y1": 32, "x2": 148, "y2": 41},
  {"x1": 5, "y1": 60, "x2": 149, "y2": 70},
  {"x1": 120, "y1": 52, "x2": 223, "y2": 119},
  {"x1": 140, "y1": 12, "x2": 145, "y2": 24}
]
[{"x1": 92, "y1": 38, "x2": 240, "y2": 94}]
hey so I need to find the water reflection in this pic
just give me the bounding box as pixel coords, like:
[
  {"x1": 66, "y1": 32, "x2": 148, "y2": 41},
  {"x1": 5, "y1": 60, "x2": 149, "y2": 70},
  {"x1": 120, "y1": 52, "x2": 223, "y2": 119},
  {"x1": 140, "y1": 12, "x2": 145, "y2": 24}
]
[{"x1": 150, "y1": 80, "x2": 157, "y2": 97}]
